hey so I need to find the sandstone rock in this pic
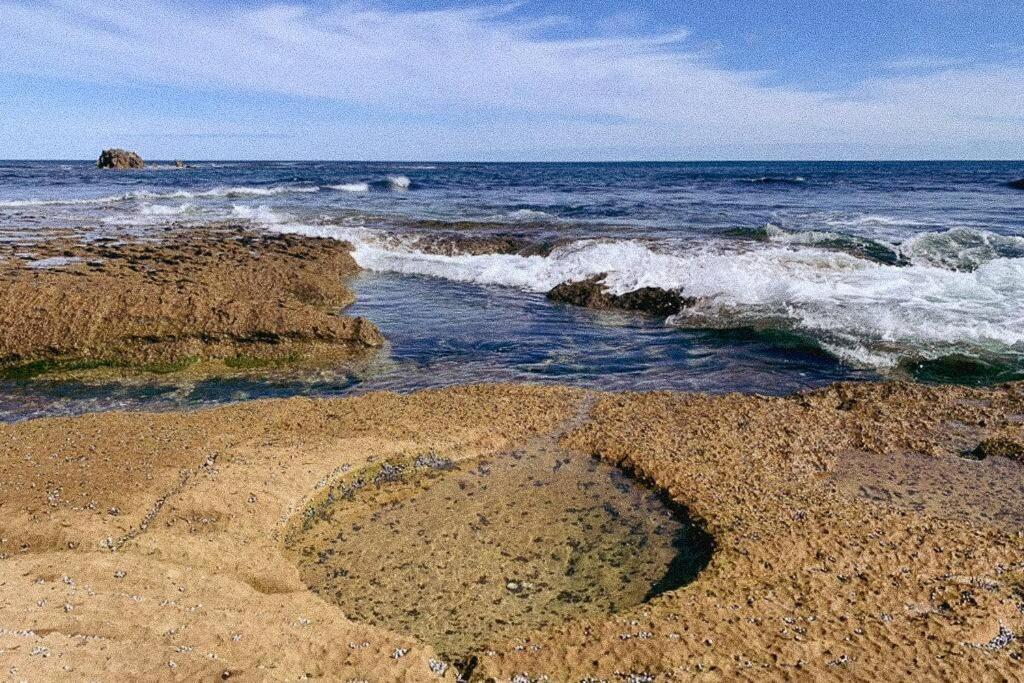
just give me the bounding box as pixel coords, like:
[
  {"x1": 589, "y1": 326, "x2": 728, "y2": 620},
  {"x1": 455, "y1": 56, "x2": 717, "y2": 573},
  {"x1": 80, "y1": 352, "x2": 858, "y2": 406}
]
[
  {"x1": 547, "y1": 274, "x2": 694, "y2": 317},
  {"x1": 0, "y1": 228, "x2": 382, "y2": 373},
  {"x1": 970, "y1": 432, "x2": 1024, "y2": 462},
  {"x1": 96, "y1": 148, "x2": 145, "y2": 169}
]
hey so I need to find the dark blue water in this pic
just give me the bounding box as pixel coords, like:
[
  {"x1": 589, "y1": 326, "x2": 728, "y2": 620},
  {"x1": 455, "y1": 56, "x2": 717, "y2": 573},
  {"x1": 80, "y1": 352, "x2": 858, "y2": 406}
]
[
  {"x1": 3, "y1": 160, "x2": 1022, "y2": 238},
  {"x1": 0, "y1": 160, "x2": 1022, "y2": 420}
]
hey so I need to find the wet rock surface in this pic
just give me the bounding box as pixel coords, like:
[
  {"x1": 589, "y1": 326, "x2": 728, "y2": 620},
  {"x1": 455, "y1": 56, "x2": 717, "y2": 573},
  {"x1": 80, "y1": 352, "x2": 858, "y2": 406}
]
[
  {"x1": 547, "y1": 274, "x2": 695, "y2": 317},
  {"x1": 1007, "y1": 178, "x2": 1024, "y2": 190},
  {"x1": 96, "y1": 148, "x2": 145, "y2": 169}
]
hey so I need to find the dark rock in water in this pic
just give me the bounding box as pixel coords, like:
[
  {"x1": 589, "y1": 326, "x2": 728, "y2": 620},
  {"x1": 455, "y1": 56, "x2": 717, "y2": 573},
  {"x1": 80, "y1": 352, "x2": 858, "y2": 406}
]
[
  {"x1": 616, "y1": 287, "x2": 696, "y2": 316},
  {"x1": 1008, "y1": 178, "x2": 1024, "y2": 190},
  {"x1": 548, "y1": 275, "x2": 615, "y2": 309},
  {"x1": 547, "y1": 274, "x2": 694, "y2": 317},
  {"x1": 96, "y1": 149, "x2": 144, "y2": 169}
]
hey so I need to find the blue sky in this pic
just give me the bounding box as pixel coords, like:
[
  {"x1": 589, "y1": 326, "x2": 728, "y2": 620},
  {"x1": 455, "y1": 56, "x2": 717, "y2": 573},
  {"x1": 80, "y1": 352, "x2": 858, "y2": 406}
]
[{"x1": 1, "y1": 0, "x2": 1022, "y2": 160}]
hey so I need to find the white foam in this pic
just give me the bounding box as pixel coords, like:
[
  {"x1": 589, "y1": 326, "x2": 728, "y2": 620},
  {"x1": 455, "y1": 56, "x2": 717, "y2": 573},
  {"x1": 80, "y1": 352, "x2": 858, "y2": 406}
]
[
  {"x1": 0, "y1": 185, "x2": 319, "y2": 208},
  {"x1": 190, "y1": 185, "x2": 319, "y2": 198},
  {"x1": 504, "y1": 209, "x2": 555, "y2": 221},
  {"x1": 0, "y1": 195, "x2": 124, "y2": 208},
  {"x1": 269, "y1": 222, "x2": 1024, "y2": 369},
  {"x1": 386, "y1": 175, "x2": 411, "y2": 190},
  {"x1": 26, "y1": 256, "x2": 83, "y2": 269},
  {"x1": 329, "y1": 183, "x2": 371, "y2": 193},
  {"x1": 140, "y1": 202, "x2": 194, "y2": 216},
  {"x1": 230, "y1": 204, "x2": 290, "y2": 224}
]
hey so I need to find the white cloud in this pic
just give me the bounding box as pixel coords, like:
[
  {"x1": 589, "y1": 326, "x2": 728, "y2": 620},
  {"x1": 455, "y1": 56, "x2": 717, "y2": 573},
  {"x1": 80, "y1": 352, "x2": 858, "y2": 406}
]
[{"x1": 1, "y1": 0, "x2": 1022, "y2": 158}]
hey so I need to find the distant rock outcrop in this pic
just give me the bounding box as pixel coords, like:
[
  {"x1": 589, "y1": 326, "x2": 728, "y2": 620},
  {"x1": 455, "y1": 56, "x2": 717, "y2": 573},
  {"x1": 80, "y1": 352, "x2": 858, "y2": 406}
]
[
  {"x1": 547, "y1": 274, "x2": 695, "y2": 317},
  {"x1": 1008, "y1": 178, "x2": 1024, "y2": 190},
  {"x1": 96, "y1": 148, "x2": 145, "y2": 169}
]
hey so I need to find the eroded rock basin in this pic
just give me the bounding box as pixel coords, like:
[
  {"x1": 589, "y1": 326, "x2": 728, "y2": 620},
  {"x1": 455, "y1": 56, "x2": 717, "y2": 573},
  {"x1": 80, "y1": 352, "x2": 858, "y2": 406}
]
[{"x1": 285, "y1": 423, "x2": 711, "y2": 662}]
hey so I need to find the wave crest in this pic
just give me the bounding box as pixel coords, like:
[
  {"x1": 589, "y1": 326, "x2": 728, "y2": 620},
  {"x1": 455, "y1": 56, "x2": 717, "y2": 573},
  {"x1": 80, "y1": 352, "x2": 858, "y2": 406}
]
[{"x1": 384, "y1": 175, "x2": 412, "y2": 190}]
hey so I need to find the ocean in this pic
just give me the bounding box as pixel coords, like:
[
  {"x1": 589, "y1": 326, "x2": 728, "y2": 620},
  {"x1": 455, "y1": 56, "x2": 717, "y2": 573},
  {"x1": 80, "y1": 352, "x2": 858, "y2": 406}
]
[{"x1": 1, "y1": 160, "x2": 1023, "y2": 419}]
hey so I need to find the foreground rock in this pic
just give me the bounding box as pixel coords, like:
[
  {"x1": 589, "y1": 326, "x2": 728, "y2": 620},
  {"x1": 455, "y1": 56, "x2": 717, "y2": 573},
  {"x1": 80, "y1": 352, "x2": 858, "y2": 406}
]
[
  {"x1": 96, "y1": 148, "x2": 145, "y2": 169},
  {"x1": 0, "y1": 227, "x2": 382, "y2": 375},
  {"x1": 1009, "y1": 178, "x2": 1024, "y2": 190},
  {"x1": 0, "y1": 382, "x2": 1022, "y2": 680},
  {"x1": 547, "y1": 273, "x2": 694, "y2": 316}
]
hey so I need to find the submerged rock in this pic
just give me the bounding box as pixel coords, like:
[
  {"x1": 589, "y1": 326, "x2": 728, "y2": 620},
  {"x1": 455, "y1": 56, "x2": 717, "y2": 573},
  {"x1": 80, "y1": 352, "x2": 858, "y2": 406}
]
[
  {"x1": 1008, "y1": 178, "x2": 1024, "y2": 190},
  {"x1": 96, "y1": 148, "x2": 145, "y2": 169},
  {"x1": 547, "y1": 274, "x2": 694, "y2": 317}
]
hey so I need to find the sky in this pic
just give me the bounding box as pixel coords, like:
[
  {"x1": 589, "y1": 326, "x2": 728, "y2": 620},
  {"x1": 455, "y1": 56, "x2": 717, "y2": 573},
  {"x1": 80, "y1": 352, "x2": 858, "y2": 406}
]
[{"x1": 1, "y1": 0, "x2": 1022, "y2": 160}]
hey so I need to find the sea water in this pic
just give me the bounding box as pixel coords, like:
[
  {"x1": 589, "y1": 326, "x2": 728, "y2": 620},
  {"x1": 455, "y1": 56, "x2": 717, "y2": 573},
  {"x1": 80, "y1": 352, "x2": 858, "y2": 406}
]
[{"x1": 1, "y1": 160, "x2": 1022, "y2": 419}]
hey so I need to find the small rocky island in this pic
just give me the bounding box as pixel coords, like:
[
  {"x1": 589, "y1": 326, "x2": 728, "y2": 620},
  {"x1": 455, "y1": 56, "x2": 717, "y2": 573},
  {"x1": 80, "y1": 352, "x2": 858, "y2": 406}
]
[{"x1": 96, "y1": 148, "x2": 145, "y2": 169}]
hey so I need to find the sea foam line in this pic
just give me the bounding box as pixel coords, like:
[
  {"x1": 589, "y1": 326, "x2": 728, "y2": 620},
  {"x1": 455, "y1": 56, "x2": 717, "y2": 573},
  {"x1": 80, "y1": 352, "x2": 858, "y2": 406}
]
[{"x1": 0, "y1": 185, "x2": 320, "y2": 208}]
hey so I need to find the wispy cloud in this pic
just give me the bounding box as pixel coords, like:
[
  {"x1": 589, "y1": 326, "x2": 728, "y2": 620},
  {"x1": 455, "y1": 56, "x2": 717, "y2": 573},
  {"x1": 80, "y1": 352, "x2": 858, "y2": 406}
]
[
  {"x1": 1, "y1": 0, "x2": 1022, "y2": 158},
  {"x1": 884, "y1": 56, "x2": 973, "y2": 72}
]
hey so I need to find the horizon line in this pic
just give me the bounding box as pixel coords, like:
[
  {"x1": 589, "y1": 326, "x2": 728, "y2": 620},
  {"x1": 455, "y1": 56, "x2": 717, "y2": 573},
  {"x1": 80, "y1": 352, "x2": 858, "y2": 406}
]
[{"x1": 3, "y1": 158, "x2": 1024, "y2": 164}]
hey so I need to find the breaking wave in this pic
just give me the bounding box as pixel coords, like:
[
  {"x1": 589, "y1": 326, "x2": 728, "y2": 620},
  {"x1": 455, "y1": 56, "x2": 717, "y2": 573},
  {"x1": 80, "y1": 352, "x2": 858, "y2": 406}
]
[
  {"x1": 268, "y1": 221, "x2": 1024, "y2": 372},
  {"x1": 140, "y1": 202, "x2": 195, "y2": 216},
  {"x1": 0, "y1": 185, "x2": 319, "y2": 207},
  {"x1": 900, "y1": 227, "x2": 1024, "y2": 271},
  {"x1": 503, "y1": 209, "x2": 556, "y2": 221},
  {"x1": 749, "y1": 224, "x2": 1024, "y2": 272},
  {"x1": 0, "y1": 195, "x2": 125, "y2": 208},
  {"x1": 382, "y1": 175, "x2": 412, "y2": 190},
  {"x1": 230, "y1": 204, "x2": 290, "y2": 224},
  {"x1": 329, "y1": 182, "x2": 371, "y2": 193},
  {"x1": 328, "y1": 176, "x2": 412, "y2": 192}
]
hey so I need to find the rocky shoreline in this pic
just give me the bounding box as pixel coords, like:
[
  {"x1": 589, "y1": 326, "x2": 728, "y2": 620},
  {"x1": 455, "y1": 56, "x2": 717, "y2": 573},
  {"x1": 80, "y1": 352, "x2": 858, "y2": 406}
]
[
  {"x1": 0, "y1": 381, "x2": 1022, "y2": 680},
  {"x1": 0, "y1": 223, "x2": 1022, "y2": 681},
  {"x1": 0, "y1": 226, "x2": 382, "y2": 378}
]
